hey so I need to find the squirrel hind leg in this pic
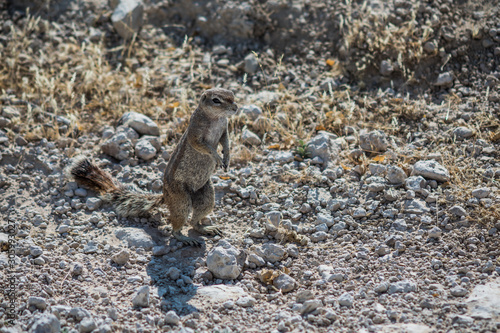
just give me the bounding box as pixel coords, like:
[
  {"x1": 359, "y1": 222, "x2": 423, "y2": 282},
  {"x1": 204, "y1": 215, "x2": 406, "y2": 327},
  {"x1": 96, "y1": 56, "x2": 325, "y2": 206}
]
[
  {"x1": 190, "y1": 181, "x2": 215, "y2": 226},
  {"x1": 67, "y1": 156, "x2": 118, "y2": 194}
]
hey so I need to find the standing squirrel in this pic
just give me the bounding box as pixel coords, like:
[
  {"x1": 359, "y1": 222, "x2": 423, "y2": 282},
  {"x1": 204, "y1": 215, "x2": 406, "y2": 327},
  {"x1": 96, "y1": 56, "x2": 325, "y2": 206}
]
[{"x1": 69, "y1": 88, "x2": 238, "y2": 246}]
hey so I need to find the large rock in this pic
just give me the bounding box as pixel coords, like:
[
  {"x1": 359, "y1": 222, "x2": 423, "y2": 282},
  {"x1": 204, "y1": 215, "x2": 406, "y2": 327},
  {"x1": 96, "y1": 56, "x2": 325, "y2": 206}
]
[
  {"x1": 131, "y1": 285, "x2": 150, "y2": 308},
  {"x1": 135, "y1": 139, "x2": 157, "y2": 160},
  {"x1": 467, "y1": 278, "x2": 500, "y2": 320},
  {"x1": 114, "y1": 228, "x2": 155, "y2": 249},
  {"x1": 111, "y1": 249, "x2": 130, "y2": 265},
  {"x1": 375, "y1": 324, "x2": 433, "y2": 333},
  {"x1": 254, "y1": 243, "x2": 286, "y2": 263},
  {"x1": 386, "y1": 165, "x2": 407, "y2": 184},
  {"x1": 307, "y1": 131, "x2": 344, "y2": 167},
  {"x1": 206, "y1": 241, "x2": 242, "y2": 279},
  {"x1": 111, "y1": 0, "x2": 144, "y2": 40},
  {"x1": 29, "y1": 313, "x2": 60, "y2": 333},
  {"x1": 192, "y1": 285, "x2": 247, "y2": 306},
  {"x1": 273, "y1": 273, "x2": 297, "y2": 293},
  {"x1": 119, "y1": 111, "x2": 159, "y2": 136},
  {"x1": 413, "y1": 160, "x2": 450, "y2": 182}
]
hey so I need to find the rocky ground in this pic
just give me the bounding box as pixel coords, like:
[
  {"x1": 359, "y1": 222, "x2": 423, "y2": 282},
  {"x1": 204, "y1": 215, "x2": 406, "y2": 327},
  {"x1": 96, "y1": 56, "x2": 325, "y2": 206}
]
[{"x1": 0, "y1": 0, "x2": 499, "y2": 332}]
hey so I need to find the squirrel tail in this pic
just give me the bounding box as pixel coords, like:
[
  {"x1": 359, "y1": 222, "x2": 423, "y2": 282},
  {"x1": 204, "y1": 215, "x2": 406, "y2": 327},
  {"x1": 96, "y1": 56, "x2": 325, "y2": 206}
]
[{"x1": 67, "y1": 156, "x2": 163, "y2": 217}]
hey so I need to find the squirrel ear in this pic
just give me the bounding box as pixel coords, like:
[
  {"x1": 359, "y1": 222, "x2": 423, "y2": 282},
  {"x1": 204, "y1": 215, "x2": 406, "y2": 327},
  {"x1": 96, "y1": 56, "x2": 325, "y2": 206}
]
[{"x1": 201, "y1": 94, "x2": 207, "y2": 102}]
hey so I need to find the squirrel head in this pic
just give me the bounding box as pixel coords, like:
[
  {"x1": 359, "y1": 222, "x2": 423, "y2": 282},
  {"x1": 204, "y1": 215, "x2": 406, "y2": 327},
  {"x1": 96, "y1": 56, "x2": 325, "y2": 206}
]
[{"x1": 199, "y1": 88, "x2": 238, "y2": 118}]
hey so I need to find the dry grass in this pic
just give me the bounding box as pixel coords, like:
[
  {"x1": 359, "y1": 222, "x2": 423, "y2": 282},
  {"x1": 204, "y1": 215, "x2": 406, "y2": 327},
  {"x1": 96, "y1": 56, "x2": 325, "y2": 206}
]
[
  {"x1": 0, "y1": 14, "x2": 203, "y2": 143},
  {"x1": 339, "y1": 0, "x2": 428, "y2": 85}
]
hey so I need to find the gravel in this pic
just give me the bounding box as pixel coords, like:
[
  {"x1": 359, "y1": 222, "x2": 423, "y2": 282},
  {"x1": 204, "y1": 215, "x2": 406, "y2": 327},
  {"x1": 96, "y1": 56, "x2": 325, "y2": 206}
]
[{"x1": 1, "y1": 1, "x2": 499, "y2": 332}]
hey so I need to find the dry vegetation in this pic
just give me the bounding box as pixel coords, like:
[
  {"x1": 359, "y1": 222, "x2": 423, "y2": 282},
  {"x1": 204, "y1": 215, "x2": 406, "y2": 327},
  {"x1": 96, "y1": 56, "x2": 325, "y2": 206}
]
[{"x1": 1, "y1": 5, "x2": 498, "y2": 227}]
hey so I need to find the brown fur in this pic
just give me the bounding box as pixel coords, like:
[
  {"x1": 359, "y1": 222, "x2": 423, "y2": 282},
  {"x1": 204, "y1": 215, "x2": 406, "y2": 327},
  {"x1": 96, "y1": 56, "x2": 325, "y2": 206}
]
[{"x1": 68, "y1": 88, "x2": 238, "y2": 246}]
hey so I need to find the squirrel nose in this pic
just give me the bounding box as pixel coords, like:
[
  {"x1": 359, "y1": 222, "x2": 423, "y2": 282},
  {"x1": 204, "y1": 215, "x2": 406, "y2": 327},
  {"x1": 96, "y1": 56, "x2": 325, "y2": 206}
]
[{"x1": 232, "y1": 103, "x2": 239, "y2": 112}]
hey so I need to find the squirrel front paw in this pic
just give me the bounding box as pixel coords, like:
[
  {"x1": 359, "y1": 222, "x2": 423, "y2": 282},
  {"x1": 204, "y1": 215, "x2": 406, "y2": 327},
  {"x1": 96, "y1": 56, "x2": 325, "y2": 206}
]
[{"x1": 214, "y1": 155, "x2": 224, "y2": 169}]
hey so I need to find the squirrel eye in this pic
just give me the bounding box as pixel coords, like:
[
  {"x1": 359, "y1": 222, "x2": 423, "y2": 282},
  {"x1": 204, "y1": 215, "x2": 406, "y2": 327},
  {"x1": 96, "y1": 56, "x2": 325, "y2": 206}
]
[{"x1": 212, "y1": 98, "x2": 221, "y2": 104}]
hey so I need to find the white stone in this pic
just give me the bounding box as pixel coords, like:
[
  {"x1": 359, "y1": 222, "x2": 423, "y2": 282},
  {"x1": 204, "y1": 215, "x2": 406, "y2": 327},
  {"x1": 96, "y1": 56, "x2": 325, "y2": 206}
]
[
  {"x1": 388, "y1": 280, "x2": 417, "y2": 294},
  {"x1": 241, "y1": 129, "x2": 261, "y2": 146},
  {"x1": 268, "y1": 151, "x2": 294, "y2": 164},
  {"x1": 57, "y1": 225, "x2": 71, "y2": 234},
  {"x1": 352, "y1": 207, "x2": 367, "y2": 218},
  {"x1": 101, "y1": 129, "x2": 136, "y2": 160},
  {"x1": 428, "y1": 226, "x2": 442, "y2": 238},
  {"x1": 131, "y1": 285, "x2": 149, "y2": 307},
  {"x1": 449, "y1": 205, "x2": 467, "y2": 217},
  {"x1": 316, "y1": 213, "x2": 334, "y2": 227},
  {"x1": 244, "y1": 53, "x2": 259, "y2": 74},
  {"x1": 307, "y1": 131, "x2": 343, "y2": 167},
  {"x1": 135, "y1": 139, "x2": 157, "y2": 160},
  {"x1": 30, "y1": 313, "x2": 61, "y2": 333},
  {"x1": 450, "y1": 286, "x2": 468, "y2": 297},
  {"x1": 79, "y1": 317, "x2": 97, "y2": 333},
  {"x1": 273, "y1": 273, "x2": 297, "y2": 293},
  {"x1": 472, "y1": 187, "x2": 490, "y2": 199},
  {"x1": 206, "y1": 242, "x2": 241, "y2": 279},
  {"x1": 254, "y1": 243, "x2": 286, "y2": 263},
  {"x1": 376, "y1": 324, "x2": 433, "y2": 333},
  {"x1": 191, "y1": 285, "x2": 247, "y2": 307},
  {"x1": 405, "y1": 176, "x2": 426, "y2": 191},
  {"x1": 403, "y1": 198, "x2": 430, "y2": 214},
  {"x1": 301, "y1": 299, "x2": 322, "y2": 314},
  {"x1": 86, "y1": 197, "x2": 102, "y2": 211},
  {"x1": 236, "y1": 296, "x2": 256, "y2": 307},
  {"x1": 434, "y1": 72, "x2": 453, "y2": 86},
  {"x1": 359, "y1": 130, "x2": 388, "y2": 152},
  {"x1": 265, "y1": 211, "x2": 282, "y2": 227},
  {"x1": 119, "y1": 111, "x2": 159, "y2": 136},
  {"x1": 111, "y1": 0, "x2": 144, "y2": 40},
  {"x1": 310, "y1": 231, "x2": 328, "y2": 242},
  {"x1": 467, "y1": 278, "x2": 500, "y2": 320},
  {"x1": 413, "y1": 160, "x2": 450, "y2": 182},
  {"x1": 111, "y1": 249, "x2": 130, "y2": 265},
  {"x1": 338, "y1": 292, "x2": 354, "y2": 307},
  {"x1": 453, "y1": 126, "x2": 474, "y2": 139},
  {"x1": 164, "y1": 310, "x2": 180, "y2": 325},
  {"x1": 115, "y1": 228, "x2": 155, "y2": 249}
]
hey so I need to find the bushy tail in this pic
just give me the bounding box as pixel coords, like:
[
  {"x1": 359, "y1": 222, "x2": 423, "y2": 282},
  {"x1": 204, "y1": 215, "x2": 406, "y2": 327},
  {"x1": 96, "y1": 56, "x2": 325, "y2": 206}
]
[{"x1": 67, "y1": 157, "x2": 163, "y2": 217}]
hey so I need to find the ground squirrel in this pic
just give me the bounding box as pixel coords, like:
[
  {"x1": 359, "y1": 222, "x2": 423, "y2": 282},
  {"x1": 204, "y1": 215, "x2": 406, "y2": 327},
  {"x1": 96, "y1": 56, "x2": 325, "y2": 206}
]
[{"x1": 69, "y1": 88, "x2": 238, "y2": 246}]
